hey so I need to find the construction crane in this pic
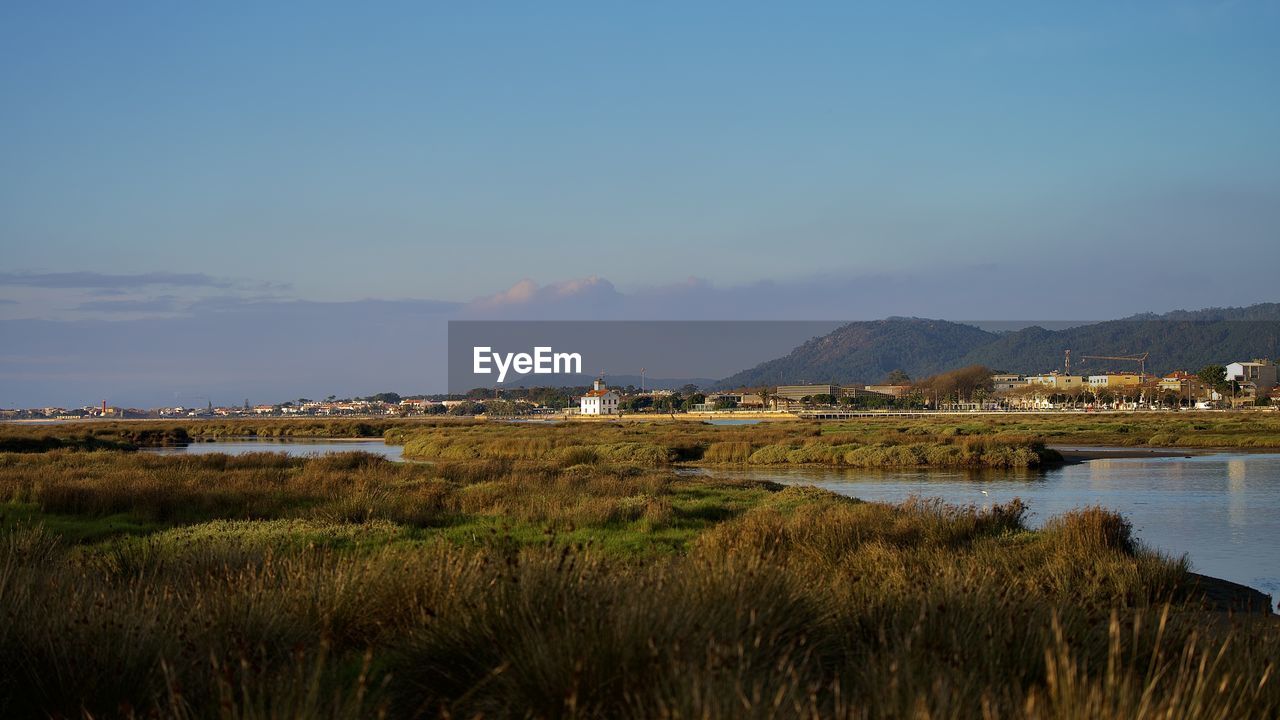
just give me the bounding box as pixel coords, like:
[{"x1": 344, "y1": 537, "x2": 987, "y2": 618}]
[{"x1": 1079, "y1": 352, "x2": 1149, "y2": 376}]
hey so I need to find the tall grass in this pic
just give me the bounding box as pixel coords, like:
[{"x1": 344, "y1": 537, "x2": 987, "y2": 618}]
[
  {"x1": 1, "y1": 499, "x2": 1275, "y2": 718},
  {"x1": 0, "y1": 417, "x2": 473, "y2": 452},
  {"x1": 0, "y1": 427, "x2": 1276, "y2": 717},
  {"x1": 396, "y1": 421, "x2": 1060, "y2": 468}
]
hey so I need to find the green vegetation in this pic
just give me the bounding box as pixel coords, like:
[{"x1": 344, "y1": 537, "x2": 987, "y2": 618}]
[
  {"x1": 0, "y1": 424, "x2": 193, "y2": 452},
  {"x1": 396, "y1": 420, "x2": 1061, "y2": 468},
  {"x1": 0, "y1": 418, "x2": 469, "y2": 452},
  {"x1": 817, "y1": 413, "x2": 1280, "y2": 449},
  {"x1": 0, "y1": 432, "x2": 1276, "y2": 717}
]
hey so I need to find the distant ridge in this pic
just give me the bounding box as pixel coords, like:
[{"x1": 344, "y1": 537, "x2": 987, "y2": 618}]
[
  {"x1": 716, "y1": 318, "x2": 996, "y2": 388},
  {"x1": 716, "y1": 303, "x2": 1280, "y2": 388},
  {"x1": 1120, "y1": 303, "x2": 1280, "y2": 322}
]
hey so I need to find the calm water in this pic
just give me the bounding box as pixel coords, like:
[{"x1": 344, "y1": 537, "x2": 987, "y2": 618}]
[
  {"x1": 144, "y1": 438, "x2": 404, "y2": 461},
  {"x1": 699, "y1": 453, "x2": 1280, "y2": 611},
  {"x1": 148, "y1": 439, "x2": 1278, "y2": 609}
]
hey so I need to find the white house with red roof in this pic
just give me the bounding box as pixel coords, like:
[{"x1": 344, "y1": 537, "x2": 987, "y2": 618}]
[{"x1": 579, "y1": 378, "x2": 619, "y2": 415}]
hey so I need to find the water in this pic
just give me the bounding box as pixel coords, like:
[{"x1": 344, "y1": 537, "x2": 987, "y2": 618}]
[
  {"x1": 696, "y1": 453, "x2": 1280, "y2": 610},
  {"x1": 144, "y1": 438, "x2": 404, "y2": 461},
  {"x1": 705, "y1": 419, "x2": 762, "y2": 426}
]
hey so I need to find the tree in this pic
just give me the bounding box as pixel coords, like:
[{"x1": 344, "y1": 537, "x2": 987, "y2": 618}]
[
  {"x1": 884, "y1": 369, "x2": 911, "y2": 385},
  {"x1": 371, "y1": 392, "x2": 401, "y2": 404},
  {"x1": 621, "y1": 395, "x2": 653, "y2": 412},
  {"x1": 713, "y1": 397, "x2": 738, "y2": 410},
  {"x1": 912, "y1": 366, "x2": 993, "y2": 405},
  {"x1": 448, "y1": 401, "x2": 481, "y2": 416},
  {"x1": 1197, "y1": 365, "x2": 1227, "y2": 391},
  {"x1": 756, "y1": 386, "x2": 773, "y2": 411}
]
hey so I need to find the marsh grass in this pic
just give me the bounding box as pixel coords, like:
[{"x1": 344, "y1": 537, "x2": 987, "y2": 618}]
[
  {"x1": 0, "y1": 424, "x2": 1277, "y2": 717},
  {"x1": 820, "y1": 412, "x2": 1280, "y2": 449},
  {"x1": 0, "y1": 417, "x2": 472, "y2": 453},
  {"x1": 396, "y1": 421, "x2": 1061, "y2": 468},
  {"x1": 1, "y1": 493, "x2": 1275, "y2": 718}
]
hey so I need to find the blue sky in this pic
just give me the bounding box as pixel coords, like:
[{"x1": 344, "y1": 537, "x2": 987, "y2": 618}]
[{"x1": 2, "y1": 2, "x2": 1279, "y2": 405}]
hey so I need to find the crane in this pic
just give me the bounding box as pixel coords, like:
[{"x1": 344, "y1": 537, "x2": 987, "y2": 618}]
[{"x1": 1079, "y1": 352, "x2": 1149, "y2": 376}]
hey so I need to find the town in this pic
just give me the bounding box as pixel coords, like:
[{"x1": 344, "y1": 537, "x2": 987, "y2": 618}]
[{"x1": 6, "y1": 358, "x2": 1277, "y2": 421}]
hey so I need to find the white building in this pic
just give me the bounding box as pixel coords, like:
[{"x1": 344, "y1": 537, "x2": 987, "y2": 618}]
[
  {"x1": 579, "y1": 379, "x2": 619, "y2": 415},
  {"x1": 1025, "y1": 372, "x2": 1086, "y2": 390},
  {"x1": 1225, "y1": 360, "x2": 1277, "y2": 397}
]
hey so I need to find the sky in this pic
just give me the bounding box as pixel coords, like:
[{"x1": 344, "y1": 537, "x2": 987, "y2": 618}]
[{"x1": 2, "y1": 2, "x2": 1279, "y2": 406}]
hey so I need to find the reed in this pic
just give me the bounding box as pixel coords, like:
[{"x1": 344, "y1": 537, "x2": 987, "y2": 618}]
[{"x1": 0, "y1": 421, "x2": 1276, "y2": 717}]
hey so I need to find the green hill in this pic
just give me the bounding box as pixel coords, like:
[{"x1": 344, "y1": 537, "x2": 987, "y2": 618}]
[
  {"x1": 716, "y1": 304, "x2": 1280, "y2": 387},
  {"x1": 715, "y1": 318, "x2": 997, "y2": 387}
]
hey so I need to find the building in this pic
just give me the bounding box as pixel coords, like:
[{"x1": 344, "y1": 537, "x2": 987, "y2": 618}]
[
  {"x1": 1159, "y1": 371, "x2": 1210, "y2": 401},
  {"x1": 1025, "y1": 373, "x2": 1087, "y2": 390},
  {"x1": 991, "y1": 374, "x2": 1026, "y2": 392},
  {"x1": 579, "y1": 379, "x2": 619, "y2": 415},
  {"x1": 861, "y1": 384, "x2": 912, "y2": 398},
  {"x1": 696, "y1": 391, "x2": 764, "y2": 410},
  {"x1": 1225, "y1": 360, "x2": 1277, "y2": 398},
  {"x1": 839, "y1": 386, "x2": 894, "y2": 400},
  {"x1": 1088, "y1": 373, "x2": 1144, "y2": 388},
  {"x1": 774, "y1": 384, "x2": 840, "y2": 401},
  {"x1": 399, "y1": 398, "x2": 442, "y2": 414}
]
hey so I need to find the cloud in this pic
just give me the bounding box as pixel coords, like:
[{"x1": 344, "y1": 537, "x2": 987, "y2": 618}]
[
  {"x1": 0, "y1": 271, "x2": 233, "y2": 290},
  {"x1": 473, "y1": 276, "x2": 619, "y2": 307},
  {"x1": 73, "y1": 296, "x2": 181, "y2": 313},
  {"x1": 0, "y1": 299, "x2": 17, "y2": 306},
  {"x1": 465, "y1": 276, "x2": 625, "y2": 318}
]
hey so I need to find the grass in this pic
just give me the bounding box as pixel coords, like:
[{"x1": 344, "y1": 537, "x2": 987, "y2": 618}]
[
  {"x1": 0, "y1": 418, "x2": 1277, "y2": 717},
  {"x1": 818, "y1": 412, "x2": 1280, "y2": 449},
  {"x1": 0, "y1": 417, "x2": 471, "y2": 452},
  {"x1": 394, "y1": 420, "x2": 1062, "y2": 468}
]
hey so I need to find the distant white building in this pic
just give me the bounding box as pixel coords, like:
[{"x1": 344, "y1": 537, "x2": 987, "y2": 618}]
[
  {"x1": 1225, "y1": 360, "x2": 1277, "y2": 399},
  {"x1": 580, "y1": 379, "x2": 619, "y2": 415}
]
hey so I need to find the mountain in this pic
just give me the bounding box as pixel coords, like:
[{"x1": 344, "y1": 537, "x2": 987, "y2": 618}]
[
  {"x1": 1121, "y1": 303, "x2": 1280, "y2": 322},
  {"x1": 960, "y1": 318, "x2": 1280, "y2": 376},
  {"x1": 715, "y1": 318, "x2": 997, "y2": 388},
  {"x1": 715, "y1": 304, "x2": 1280, "y2": 387}
]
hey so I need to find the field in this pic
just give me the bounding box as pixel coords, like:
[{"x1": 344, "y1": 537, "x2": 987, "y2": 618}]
[
  {"x1": 6, "y1": 411, "x2": 1280, "y2": 459},
  {"x1": 0, "y1": 417, "x2": 1277, "y2": 717},
  {"x1": 815, "y1": 412, "x2": 1280, "y2": 450}
]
